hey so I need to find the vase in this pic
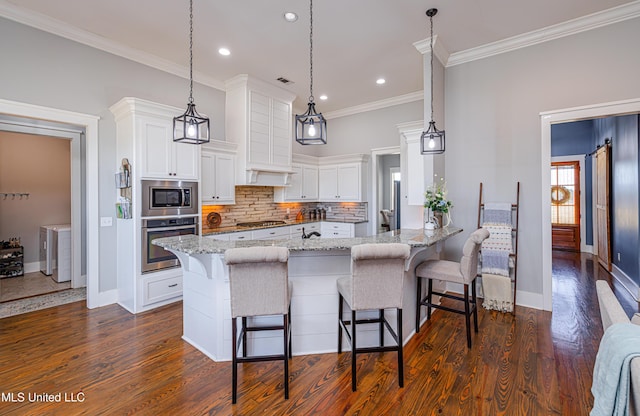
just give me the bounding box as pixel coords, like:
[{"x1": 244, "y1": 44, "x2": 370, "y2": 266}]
[{"x1": 434, "y1": 212, "x2": 443, "y2": 228}]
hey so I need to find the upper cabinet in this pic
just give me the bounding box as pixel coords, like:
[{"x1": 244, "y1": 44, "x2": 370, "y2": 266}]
[
  {"x1": 274, "y1": 154, "x2": 319, "y2": 202},
  {"x1": 138, "y1": 115, "x2": 200, "y2": 180},
  {"x1": 201, "y1": 140, "x2": 237, "y2": 205},
  {"x1": 111, "y1": 97, "x2": 201, "y2": 181},
  {"x1": 318, "y1": 155, "x2": 369, "y2": 202},
  {"x1": 225, "y1": 75, "x2": 296, "y2": 186}
]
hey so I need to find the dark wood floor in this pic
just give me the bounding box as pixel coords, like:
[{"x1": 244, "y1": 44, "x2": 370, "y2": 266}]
[{"x1": 0, "y1": 251, "x2": 637, "y2": 415}]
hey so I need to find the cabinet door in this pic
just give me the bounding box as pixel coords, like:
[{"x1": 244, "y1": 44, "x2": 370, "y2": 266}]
[
  {"x1": 318, "y1": 166, "x2": 338, "y2": 200},
  {"x1": 214, "y1": 154, "x2": 235, "y2": 203},
  {"x1": 173, "y1": 141, "x2": 200, "y2": 180},
  {"x1": 302, "y1": 165, "x2": 319, "y2": 200},
  {"x1": 139, "y1": 116, "x2": 173, "y2": 179},
  {"x1": 336, "y1": 164, "x2": 360, "y2": 201},
  {"x1": 284, "y1": 164, "x2": 304, "y2": 200},
  {"x1": 201, "y1": 152, "x2": 216, "y2": 202}
]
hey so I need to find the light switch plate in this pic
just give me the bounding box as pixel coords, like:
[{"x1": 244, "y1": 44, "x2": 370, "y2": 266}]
[{"x1": 100, "y1": 217, "x2": 113, "y2": 227}]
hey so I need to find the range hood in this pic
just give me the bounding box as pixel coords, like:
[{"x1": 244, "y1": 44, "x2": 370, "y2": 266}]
[{"x1": 225, "y1": 75, "x2": 297, "y2": 187}]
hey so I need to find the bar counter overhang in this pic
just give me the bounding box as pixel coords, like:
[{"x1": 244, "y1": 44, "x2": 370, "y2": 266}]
[{"x1": 154, "y1": 227, "x2": 462, "y2": 362}]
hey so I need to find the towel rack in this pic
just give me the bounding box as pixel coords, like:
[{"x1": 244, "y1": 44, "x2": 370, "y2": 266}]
[{"x1": 477, "y1": 182, "x2": 520, "y2": 315}]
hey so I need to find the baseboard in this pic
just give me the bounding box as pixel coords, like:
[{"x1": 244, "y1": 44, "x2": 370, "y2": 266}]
[
  {"x1": 611, "y1": 264, "x2": 640, "y2": 302},
  {"x1": 446, "y1": 282, "x2": 544, "y2": 311},
  {"x1": 90, "y1": 289, "x2": 118, "y2": 309},
  {"x1": 24, "y1": 261, "x2": 40, "y2": 274},
  {"x1": 581, "y1": 244, "x2": 594, "y2": 254}
]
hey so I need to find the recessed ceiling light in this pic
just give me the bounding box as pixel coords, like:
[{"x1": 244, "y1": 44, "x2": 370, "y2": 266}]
[
  {"x1": 283, "y1": 12, "x2": 298, "y2": 22},
  {"x1": 376, "y1": 78, "x2": 386, "y2": 85},
  {"x1": 319, "y1": 95, "x2": 328, "y2": 100},
  {"x1": 218, "y1": 47, "x2": 230, "y2": 56}
]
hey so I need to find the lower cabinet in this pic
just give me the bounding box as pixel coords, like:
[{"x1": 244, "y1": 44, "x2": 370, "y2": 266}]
[
  {"x1": 205, "y1": 221, "x2": 366, "y2": 241},
  {"x1": 321, "y1": 222, "x2": 368, "y2": 238},
  {"x1": 142, "y1": 273, "x2": 183, "y2": 306}
]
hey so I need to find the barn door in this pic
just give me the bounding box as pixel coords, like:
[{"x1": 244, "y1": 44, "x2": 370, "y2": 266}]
[{"x1": 595, "y1": 144, "x2": 611, "y2": 270}]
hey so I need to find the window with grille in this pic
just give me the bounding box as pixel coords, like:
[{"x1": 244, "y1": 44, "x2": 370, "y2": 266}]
[{"x1": 551, "y1": 162, "x2": 580, "y2": 225}]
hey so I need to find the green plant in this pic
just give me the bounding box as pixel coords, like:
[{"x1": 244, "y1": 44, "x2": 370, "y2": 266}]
[{"x1": 424, "y1": 179, "x2": 452, "y2": 213}]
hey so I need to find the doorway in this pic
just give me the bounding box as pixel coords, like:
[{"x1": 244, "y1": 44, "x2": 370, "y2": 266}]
[
  {"x1": 0, "y1": 98, "x2": 100, "y2": 310},
  {"x1": 370, "y1": 147, "x2": 401, "y2": 234},
  {"x1": 541, "y1": 98, "x2": 640, "y2": 311}
]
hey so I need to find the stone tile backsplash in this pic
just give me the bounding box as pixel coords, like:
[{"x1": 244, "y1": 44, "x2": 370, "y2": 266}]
[{"x1": 202, "y1": 186, "x2": 367, "y2": 229}]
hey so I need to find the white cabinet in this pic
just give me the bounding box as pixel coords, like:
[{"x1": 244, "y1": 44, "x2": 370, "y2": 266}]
[
  {"x1": 138, "y1": 114, "x2": 200, "y2": 180},
  {"x1": 201, "y1": 150, "x2": 235, "y2": 205},
  {"x1": 318, "y1": 162, "x2": 366, "y2": 202},
  {"x1": 274, "y1": 163, "x2": 319, "y2": 202},
  {"x1": 225, "y1": 75, "x2": 296, "y2": 186},
  {"x1": 290, "y1": 222, "x2": 320, "y2": 239},
  {"x1": 252, "y1": 226, "x2": 290, "y2": 240},
  {"x1": 321, "y1": 222, "x2": 368, "y2": 238}
]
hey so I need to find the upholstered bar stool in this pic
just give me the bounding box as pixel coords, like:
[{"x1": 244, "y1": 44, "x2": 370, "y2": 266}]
[
  {"x1": 414, "y1": 228, "x2": 489, "y2": 348},
  {"x1": 337, "y1": 243, "x2": 411, "y2": 391},
  {"x1": 224, "y1": 246, "x2": 292, "y2": 404}
]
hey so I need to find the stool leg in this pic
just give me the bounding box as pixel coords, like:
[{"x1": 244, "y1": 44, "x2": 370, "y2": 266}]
[
  {"x1": 427, "y1": 278, "x2": 433, "y2": 320},
  {"x1": 288, "y1": 305, "x2": 293, "y2": 359},
  {"x1": 351, "y1": 309, "x2": 357, "y2": 392},
  {"x1": 472, "y1": 279, "x2": 479, "y2": 333},
  {"x1": 416, "y1": 274, "x2": 422, "y2": 333},
  {"x1": 397, "y1": 308, "x2": 404, "y2": 388},
  {"x1": 284, "y1": 313, "x2": 289, "y2": 400},
  {"x1": 232, "y1": 317, "x2": 238, "y2": 404},
  {"x1": 337, "y1": 294, "x2": 344, "y2": 353},
  {"x1": 379, "y1": 309, "x2": 384, "y2": 347},
  {"x1": 242, "y1": 317, "x2": 248, "y2": 357},
  {"x1": 464, "y1": 284, "x2": 472, "y2": 348}
]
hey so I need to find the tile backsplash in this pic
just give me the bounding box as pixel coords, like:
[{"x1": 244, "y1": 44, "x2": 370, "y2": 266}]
[{"x1": 202, "y1": 186, "x2": 367, "y2": 230}]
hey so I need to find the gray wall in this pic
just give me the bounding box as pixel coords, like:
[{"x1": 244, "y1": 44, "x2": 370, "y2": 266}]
[
  {"x1": 0, "y1": 17, "x2": 226, "y2": 292},
  {"x1": 444, "y1": 17, "x2": 640, "y2": 297}
]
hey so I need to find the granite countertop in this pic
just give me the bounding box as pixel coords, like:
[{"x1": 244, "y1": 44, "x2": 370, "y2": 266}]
[
  {"x1": 155, "y1": 226, "x2": 463, "y2": 255},
  {"x1": 202, "y1": 218, "x2": 368, "y2": 236}
]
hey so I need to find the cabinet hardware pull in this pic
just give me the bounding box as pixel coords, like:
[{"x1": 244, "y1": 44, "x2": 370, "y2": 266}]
[{"x1": 168, "y1": 283, "x2": 178, "y2": 287}]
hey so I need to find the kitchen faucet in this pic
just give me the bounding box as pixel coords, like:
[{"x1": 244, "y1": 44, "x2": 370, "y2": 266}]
[{"x1": 301, "y1": 227, "x2": 321, "y2": 239}]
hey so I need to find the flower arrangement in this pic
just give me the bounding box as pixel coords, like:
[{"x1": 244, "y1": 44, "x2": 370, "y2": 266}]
[{"x1": 424, "y1": 179, "x2": 453, "y2": 213}]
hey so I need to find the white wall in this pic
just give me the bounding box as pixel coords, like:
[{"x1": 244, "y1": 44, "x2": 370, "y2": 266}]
[
  {"x1": 444, "y1": 17, "x2": 640, "y2": 298},
  {"x1": 0, "y1": 17, "x2": 226, "y2": 293}
]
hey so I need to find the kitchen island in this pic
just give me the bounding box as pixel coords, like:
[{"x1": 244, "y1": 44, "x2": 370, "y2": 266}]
[{"x1": 154, "y1": 227, "x2": 462, "y2": 361}]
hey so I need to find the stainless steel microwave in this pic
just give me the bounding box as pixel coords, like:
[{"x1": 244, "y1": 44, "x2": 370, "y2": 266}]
[{"x1": 141, "y1": 180, "x2": 198, "y2": 217}]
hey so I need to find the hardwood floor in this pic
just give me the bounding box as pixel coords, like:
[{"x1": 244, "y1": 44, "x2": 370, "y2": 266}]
[{"x1": 0, "y1": 251, "x2": 637, "y2": 415}]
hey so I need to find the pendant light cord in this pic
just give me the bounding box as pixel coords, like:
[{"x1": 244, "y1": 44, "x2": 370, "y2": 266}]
[
  {"x1": 189, "y1": 0, "x2": 194, "y2": 104},
  {"x1": 308, "y1": 0, "x2": 314, "y2": 103},
  {"x1": 429, "y1": 12, "x2": 434, "y2": 122}
]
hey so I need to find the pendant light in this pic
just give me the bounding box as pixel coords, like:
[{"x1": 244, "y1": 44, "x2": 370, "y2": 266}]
[
  {"x1": 173, "y1": 0, "x2": 210, "y2": 145},
  {"x1": 421, "y1": 8, "x2": 445, "y2": 155},
  {"x1": 295, "y1": 0, "x2": 327, "y2": 145}
]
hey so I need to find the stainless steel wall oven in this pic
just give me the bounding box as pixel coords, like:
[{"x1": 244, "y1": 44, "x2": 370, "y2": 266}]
[{"x1": 141, "y1": 217, "x2": 198, "y2": 273}]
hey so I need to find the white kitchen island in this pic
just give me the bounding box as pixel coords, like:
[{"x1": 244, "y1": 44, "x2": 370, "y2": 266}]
[{"x1": 154, "y1": 227, "x2": 462, "y2": 362}]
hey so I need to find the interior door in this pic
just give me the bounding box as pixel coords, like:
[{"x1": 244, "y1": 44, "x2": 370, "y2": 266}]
[
  {"x1": 595, "y1": 144, "x2": 611, "y2": 270},
  {"x1": 551, "y1": 161, "x2": 581, "y2": 251}
]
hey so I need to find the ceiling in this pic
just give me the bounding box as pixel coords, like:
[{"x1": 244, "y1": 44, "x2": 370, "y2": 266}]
[{"x1": 1, "y1": 0, "x2": 638, "y2": 115}]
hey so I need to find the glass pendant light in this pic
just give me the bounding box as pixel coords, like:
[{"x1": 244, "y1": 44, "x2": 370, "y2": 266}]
[
  {"x1": 421, "y1": 8, "x2": 445, "y2": 155},
  {"x1": 174, "y1": 0, "x2": 210, "y2": 145},
  {"x1": 295, "y1": 0, "x2": 327, "y2": 145}
]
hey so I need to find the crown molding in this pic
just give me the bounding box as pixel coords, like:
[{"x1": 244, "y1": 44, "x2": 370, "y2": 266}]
[
  {"x1": 323, "y1": 91, "x2": 423, "y2": 120},
  {"x1": 447, "y1": 1, "x2": 640, "y2": 67},
  {"x1": 413, "y1": 35, "x2": 450, "y2": 66},
  {"x1": 0, "y1": 0, "x2": 225, "y2": 91}
]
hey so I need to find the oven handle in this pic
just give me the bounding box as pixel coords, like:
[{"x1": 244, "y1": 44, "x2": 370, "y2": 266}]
[{"x1": 142, "y1": 224, "x2": 199, "y2": 232}]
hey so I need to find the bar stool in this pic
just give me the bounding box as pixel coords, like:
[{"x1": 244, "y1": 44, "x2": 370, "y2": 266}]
[
  {"x1": 337, "y1": 243, "x2": 411, "y2": 391},
  {"x1": 224, "y1": 246, "x2": 292, "y2": 404},
  {"x1": 414, "y1": 228, "x2": 489, "y2": 348}
]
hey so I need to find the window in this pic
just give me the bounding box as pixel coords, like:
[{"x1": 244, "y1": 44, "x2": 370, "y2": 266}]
[{"x1": 550, "y1": 162, "x2": 580, "y2": 225}]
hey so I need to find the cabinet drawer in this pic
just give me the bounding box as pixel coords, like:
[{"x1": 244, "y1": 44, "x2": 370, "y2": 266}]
[
  {"x1": 228, "y1": 231, "x2": 253, "y2": 241},
  {"x1": 252, "y1": 227, "x2": 290, "y2": 240},
  {"x1": 206, "y1": 234, "x2": 230, "y2": 241},
  {"x1": 143, "y1": 274, "x2": 182, "y2": 306},
  {"x1": 321, "y1": 222, "x2": 354, "y2": 238}
]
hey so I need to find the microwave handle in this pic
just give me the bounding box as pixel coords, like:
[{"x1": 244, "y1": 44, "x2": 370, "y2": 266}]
[{"x1": 182, "y1": 189, "x2": 191, "y2": 207}]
